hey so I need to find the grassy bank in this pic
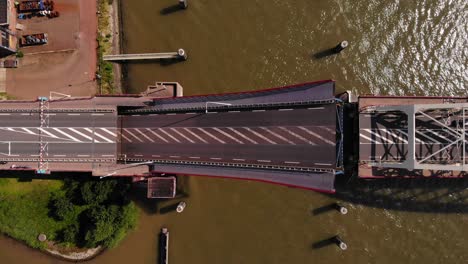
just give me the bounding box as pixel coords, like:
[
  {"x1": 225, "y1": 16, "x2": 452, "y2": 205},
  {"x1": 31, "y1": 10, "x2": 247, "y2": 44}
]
[
  {"x1": 97, "y1": 0, "x2": 115, "y2": 94},
  {"x1": 0, "y1": 177, "x2": 138, "y2": 251}
]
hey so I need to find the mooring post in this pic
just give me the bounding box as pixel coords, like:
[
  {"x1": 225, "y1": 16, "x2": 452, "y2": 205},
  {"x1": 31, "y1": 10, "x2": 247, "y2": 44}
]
[
  {"x1": 179, "y1": 0, "x2": 188, "y2": 9},
  {"x1": 178, "y1": 48, "x2": 188, "y2": 60},
  {"x1": 334, "y1": 203, "x2": 348, "y2": 215},
  {"x1": 334, "y1": 236, "x2": 348, "y2": 250},
  {"x1": 334, "y1": 41, "x2": 348, "y2": 53},
  {"x1": 176, "y1": 201, "x2": 186, "y2": 213}
]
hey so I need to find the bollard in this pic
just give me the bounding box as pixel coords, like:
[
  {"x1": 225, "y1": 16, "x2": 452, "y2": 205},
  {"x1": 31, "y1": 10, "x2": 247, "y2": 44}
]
[
  {"x1": 334, "y1": 41, "x2": 348, "y2": 53},
  {"x1": 178, "y1": 48, "x2": 188, "y2": 60},
  {"x1": 179, "y1": 0, "x2": 188, "y2": 9},
  {"x1": 176, "y1": 201, "x2": 186, "y2": 213},
  {"x1": 334, "y1": 203, "x2": 348, "y2": 215},
  {"x1": 334, "y1": 236, "x2": 348, "y2": 250}
]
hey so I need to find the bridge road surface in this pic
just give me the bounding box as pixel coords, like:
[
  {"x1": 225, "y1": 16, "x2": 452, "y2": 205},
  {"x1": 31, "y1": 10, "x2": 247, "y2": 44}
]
[
  {"x1": 0, "y1": 111, "x2": 117, "y2": 161},
  {"x1": 359, "y1": 110, "x2": 467, "y2": 164},
  {"x1": 119, "y1": 104, "x2": 337, "y2": 170}
]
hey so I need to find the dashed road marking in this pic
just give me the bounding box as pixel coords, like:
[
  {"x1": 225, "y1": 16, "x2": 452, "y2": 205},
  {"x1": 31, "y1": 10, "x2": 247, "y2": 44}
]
[
  {"x1": 170, "y1": 155, "x2": 180, "y2": 158},
  {"x1": 210, "y1": 157, "x2": 222, "y2": 160},
  {"x1": 284, "y1": 161, "x2": 300, "y2": 164},
  {"x1": 233, "y1": 158, "x2": 245, "y2": 161},
  {"x1": 278, "y1": 109, "x2": 293, "y2": 111},
  {"x1": 189, "y1": 156, "x2": 200, "y2": 159},
  {"x1": 258, "y1": 160, "x2": 271, "y2": 163}
]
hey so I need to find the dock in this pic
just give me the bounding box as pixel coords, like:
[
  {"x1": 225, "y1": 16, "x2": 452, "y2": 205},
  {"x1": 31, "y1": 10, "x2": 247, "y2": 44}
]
[
  {"x1": 159, "y1": 228, "x2": 169, "y2": 264},
  {"x1": 103, "y1": 49, "x2": 187, "y2": 62}
]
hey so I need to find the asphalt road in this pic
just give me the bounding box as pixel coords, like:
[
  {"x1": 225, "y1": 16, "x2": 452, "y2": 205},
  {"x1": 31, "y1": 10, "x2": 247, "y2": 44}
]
[
  {"x1": 0, "y1": 112, "x2": 117, "y2": 160},
  {"x1": 119, "y1": 105, "x2": 337, "y2": 169}
]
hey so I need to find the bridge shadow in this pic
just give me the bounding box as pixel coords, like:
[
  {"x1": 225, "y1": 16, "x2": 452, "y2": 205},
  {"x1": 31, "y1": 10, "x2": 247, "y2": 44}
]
[
  {"x1": 123, "y1": 58, "x2": 184, "y2": 67},
  {"x1": 311, "y1": 235, "x2": 339, "y2": 249},
  {"x1": 331, "y1": 175, "x2": 468, "y2": 214},
  {"x1": 160, "y1": 4, "x2": 186, "y2": 15}
]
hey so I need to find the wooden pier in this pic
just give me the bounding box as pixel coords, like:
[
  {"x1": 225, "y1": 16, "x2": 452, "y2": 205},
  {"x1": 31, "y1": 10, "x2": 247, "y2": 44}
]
[
  {"x1": 103, "y1": 49, "x2": 187, "y2": 62},
  {"x1": 159, "y1": 228, "x2": 169, "y2": 264}
]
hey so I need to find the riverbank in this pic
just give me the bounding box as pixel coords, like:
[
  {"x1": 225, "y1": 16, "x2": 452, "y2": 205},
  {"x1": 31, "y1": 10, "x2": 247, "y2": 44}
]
[{"x1": 97, "y1": 0, "x2": 122, "y2": 94}]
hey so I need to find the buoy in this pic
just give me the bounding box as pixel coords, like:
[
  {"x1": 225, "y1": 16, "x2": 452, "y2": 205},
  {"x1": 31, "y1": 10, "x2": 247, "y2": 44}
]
[
  {"x1": 334, "y1": 236, "x2": 348, "y2": 250},
  {"x1": 334, "y1": 41, "x2": 348, "y2": 53},
  {"x1": 176, "y1": 201, "x2": 186, "y2": 213},
  {"x1": 178, "y1": 48, "x2": 187, "y2": 60},
  {"x1": 179, "y1": 0, "x2": 188, "y2": 9},
  {"x1": 334, "y1": 203, "x2": 348, "y2": 215}
]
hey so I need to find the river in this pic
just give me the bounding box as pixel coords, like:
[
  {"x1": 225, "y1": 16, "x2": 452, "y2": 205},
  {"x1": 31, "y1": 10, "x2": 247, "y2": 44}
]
[{"x1": 1, "y1": 0, "x2": 467, "y2": 263}]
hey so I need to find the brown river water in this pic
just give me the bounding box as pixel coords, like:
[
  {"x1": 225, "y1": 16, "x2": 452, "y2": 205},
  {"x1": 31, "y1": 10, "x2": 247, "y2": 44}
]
[{"x1": 1, "y1": 0, "x2": 467, "y2": 263}]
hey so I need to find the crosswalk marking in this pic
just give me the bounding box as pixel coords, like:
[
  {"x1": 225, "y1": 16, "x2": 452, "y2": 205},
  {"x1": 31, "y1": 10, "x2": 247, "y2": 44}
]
[
  {"x1": 260, "y1": 127, "x2": 295, "y2": 145},
  {"x1": 243, "y1": 127, "x2": 277, "y2": 144},
  {"x1": 227, "y1": 128, "x2": 258, "y2": 144},
  {"x1": 135, "y1": 128, "x2": 155, "y2": 143},
  {"x1": 298, "y1": 126, "x2": 334, "y2": 145},
  {"x1": 52, "y1": 128, "x2": 82, "y2": 142},
  {"x1": 183, "y1": 128, "x2": 208, "y2": 143},
  {"x1": 146, "y1": 128, "x2": 169, "y2": 143},
  {"x1": 213, "y1": 128, "x2": 244, "y2": 144},
  {"x1": 171, "y1": 128, "x2": 195, "y2": 143},
  {"x1": 123, "y1": 128, "x2": 143, "y2": 143},
  {"x1": 159, "y1": 128, "x2": 181, "y2": 143},
  {"x1": 197, "y1": 128, "x2": 225, "y2": 144},
  {"x1": 279, "y1": 127, "x2": 315, "y2": 145}
]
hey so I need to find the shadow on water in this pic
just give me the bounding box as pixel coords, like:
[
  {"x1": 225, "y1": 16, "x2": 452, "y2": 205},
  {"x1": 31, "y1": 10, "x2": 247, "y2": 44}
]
[
  {"x1": 312, "y1": 48, "x2": 337, "y2": 59},
  {"x1": 160, "y1": 4, "x2": 186, "y2": 15},
  {"x1": 312, "y1": 203, "x2": 341, "y2": 216},
  {"x1": 312, "y1": 236, "x2": 339, "y2": 249},
  {"x1": 331, "y1": 175, "x2": 468, "y2": 214},
  {"x1": 123, "y1": 58, "x2": 185, "y2": 67}
]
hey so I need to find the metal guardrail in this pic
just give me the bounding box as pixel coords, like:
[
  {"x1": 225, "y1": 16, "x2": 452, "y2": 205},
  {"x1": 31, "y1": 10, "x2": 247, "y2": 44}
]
[
  {"x1": 0, "y1": 158, "x2": 116, "y2": 163},
  {"x1": 0, "y1": 108, "x2": 115, "y2": 113},
  {"x1": 120, "y1": 99, "x2": 337, "y2": 115},
  {"x1": 118, "y1": 158, "x2": 335, "y2": 173}
]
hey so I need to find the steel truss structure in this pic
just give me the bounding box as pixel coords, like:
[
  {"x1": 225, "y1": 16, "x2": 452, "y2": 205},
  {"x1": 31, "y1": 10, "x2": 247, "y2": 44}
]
[{"x1": 367, "y1": 103, "x2": 468, "y2": 171}]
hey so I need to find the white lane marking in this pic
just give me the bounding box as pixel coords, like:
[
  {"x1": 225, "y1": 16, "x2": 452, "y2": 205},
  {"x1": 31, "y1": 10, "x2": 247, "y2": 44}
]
[
  {"x1": 416, "y1": 130, "x2": 440, "y2": 144},
  {"x1": 197, "y1": 128, "x2": 226, "y2": 144},
  {"x1": 167, "y1": 113, "x2": 177, "y2": 115},
  {"x1": 360, "y1": 133, "x2": 373, "y2": 142},
  {"x1": 426, "y1": 130, "x2": 452, "y2": 142},
  {"x1": 228, "y1": 111, "x2": 240, "y2": 113},
  {"x1": 134, "y1": 154, "x2": 143, "y2": 157},
  {"x1": 285, "y1": 161, "x2": 300, "y2": 164},
  {"x1": 298, "y1": 126, "x2": 334, "y2": 145},
  {"x1": 159, "y1": 128, "x2": 181, "y2": 143},
  {"x1": 85, "y1": 128, "x2": 114, "y2": 143},
  {"x1": 171, "y1": 128, "x2": 195, "y2": 143},
  {"x1": 258, "y1": 160, "x2": 271, "y2": 163},
  {"x1": 45, "y1": 113, "x2": 56, "y2": 116},
  {"x1": 152, "y1": 155, "x2": 161, "y2": 158},
  {"x1": 21, "y1": 113, "x2": 30, "y2": 116},
  {"x1": 101, "y1": 155, "x2": 115, "y2": 157},
  {"x1": 52, "y1": 128, "x2": 82, "y2": 142},
  {"x1": 170, "y1": 155, "x2": 180, "y2": 158},
  {"x1": 68, "y1": 128, "x2": 94, "y2": 141},
  {"x1": 279, "y1": 109, "x2": 293, "y2": 111},
  {"x1": 135, "y1": 128, "x2": 155, "y2": 143},
  {"x1": 397, "y1": 129, "x2": 423, "y2": 143},
  {"x1": 307, "y1": 107, "x2": 325, "y2": 110},
  {"x1": 30, "y1": 154, "x2": 40, "y2": 157},
  {"x1": 189, "y1": 156, "x2": 200, "y2": 159},
  {"x1": 260, "y1": 127, "x2": 295, "y2": 145},
  {"x1": 213, "y1": 128, "x2": 244, "y2": 144},
  {"x1": 54, "y1": 155, "x2": 66, "y2": 157},
  {"x1": 8, "y1": 154, "x2": 19, "y2": 157},
  {"x1": 0, "y1": 113, "x2": 11, "y2": 115},
  {"x1": 100, "y1": 128, "x2": 117, "y2": 137},
  {"x1": 252, "y1": 110, "x2": 265, "y2": 112},
  {"x1": 119, "y1": 131, "x2": 133, "y2": 143},
  {"x1": 91, "y1": 113, "x2": 105, "y2": 116},
  {"x1": 185, "y1": 113, "x2": 197, "y2": 115},
  {"x1": 146, "y1": 128, "x2": 170, "y2": 143},
  {"x1": 363, "y1": 129, "x2": 394, "y2": 144},
  {"x1": 38, "y1": 128, "x2": 59, "y2": 138},
  {"x1": 243, "y1": 127, "x2": 277, "y2": 144},
  {"x1": 233, "y1": 158, "x2": 245, "y2": 161},
  {"x1": 315, "y1": 163, "x2": 332, "y2": 166},
  {"x1": 379, "y1": 128, "x2": 408, "y2": 143},
  {"x1": 78, "y1": 155, "x2": 90, "y2": 157},
  {"x1": 123, "y1": 128, "x2": 144, "y2": 143},
  {"x1": 67, "y1": 113, "x2": 80, "y2": 116},
  {"x1": 22, "y1": 128, "x2": 35, "y2": 135},
  {"x1": 279, "y1": 127, "x2": 315, "y2": 145},
  {"x1": 207, "y1": 112, "x2": 217, "y2": 114},
  {"x1": 210, "y1": 157, "x2": 222, "y2": 160},
  {"x1": 227, "y1": 127, "x2": 258, "y2": 144},
  {"x1": 183, "y1": 128, "x2": 208, "y2": 144}
]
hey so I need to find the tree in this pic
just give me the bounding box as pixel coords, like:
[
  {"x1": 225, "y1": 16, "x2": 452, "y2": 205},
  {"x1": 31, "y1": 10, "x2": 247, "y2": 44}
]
[
  {"x1": 52, "y1": 195, "x2": 75, "y2": 221},
  {"x1": 83, "y1": 205, "x2": 119, "y2": 247},
  {"x1": 80, "y1": 180, "x2": 116, "y2": 205}
]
